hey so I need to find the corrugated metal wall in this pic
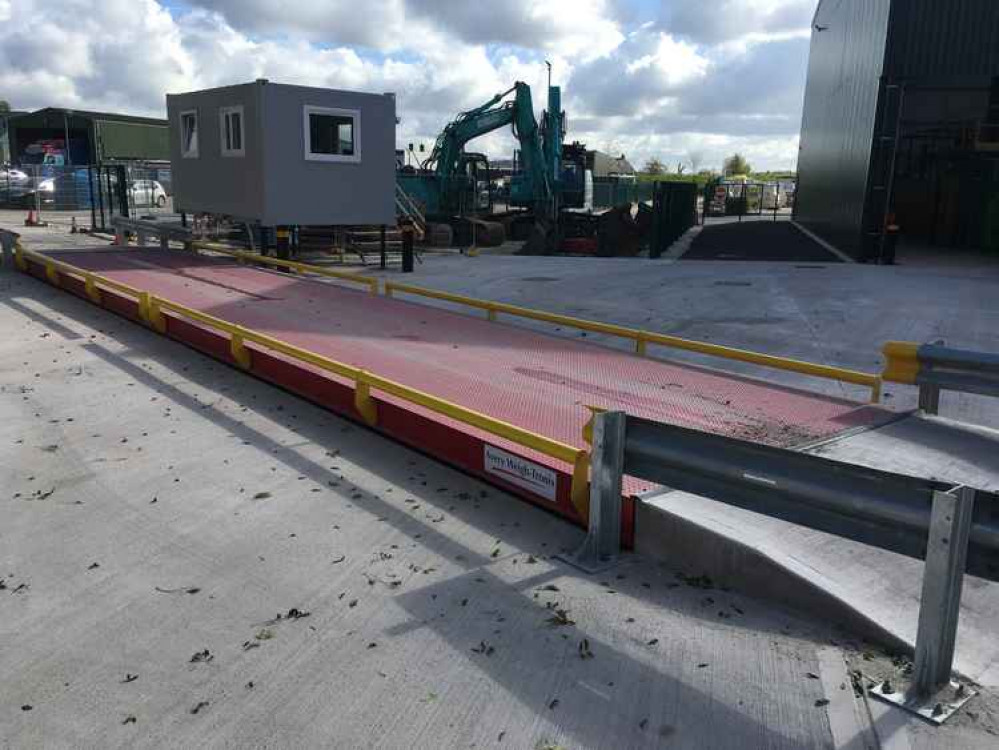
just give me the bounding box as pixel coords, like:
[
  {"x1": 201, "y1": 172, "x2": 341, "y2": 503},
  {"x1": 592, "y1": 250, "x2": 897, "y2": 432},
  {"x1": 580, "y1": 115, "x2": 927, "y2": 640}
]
[
  {"x1": 795, "y1": 0, "x2": 892, "y2": 257},
  {"x1": 887, "y1": 0, "x2": 999, "y2": 81}
]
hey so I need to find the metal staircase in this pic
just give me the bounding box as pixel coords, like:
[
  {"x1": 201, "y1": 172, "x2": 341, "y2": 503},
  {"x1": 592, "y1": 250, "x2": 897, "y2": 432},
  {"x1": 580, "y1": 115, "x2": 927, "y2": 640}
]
[{"x1": 395, "y1": 183, "x2": 426, "y2": 239}]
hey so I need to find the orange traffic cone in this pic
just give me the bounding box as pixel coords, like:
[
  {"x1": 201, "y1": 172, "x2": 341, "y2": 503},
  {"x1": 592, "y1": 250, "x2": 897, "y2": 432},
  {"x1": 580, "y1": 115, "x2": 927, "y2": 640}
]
[{"x1": 24, "y1": 209, "x2": 37, "y2": 226}]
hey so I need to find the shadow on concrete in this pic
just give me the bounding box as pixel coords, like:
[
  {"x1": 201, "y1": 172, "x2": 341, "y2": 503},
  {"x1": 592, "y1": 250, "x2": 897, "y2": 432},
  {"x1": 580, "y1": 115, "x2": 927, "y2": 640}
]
[{"x1": 2, "y1": 268, "x2": 844, "y2": 748}]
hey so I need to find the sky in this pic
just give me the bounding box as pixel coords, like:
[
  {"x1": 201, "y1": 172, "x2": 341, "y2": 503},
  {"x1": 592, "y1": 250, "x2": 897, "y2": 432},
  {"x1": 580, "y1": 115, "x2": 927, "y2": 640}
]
[{"x1": 0, "y1": 0, "x2": 817, "y2": 172}]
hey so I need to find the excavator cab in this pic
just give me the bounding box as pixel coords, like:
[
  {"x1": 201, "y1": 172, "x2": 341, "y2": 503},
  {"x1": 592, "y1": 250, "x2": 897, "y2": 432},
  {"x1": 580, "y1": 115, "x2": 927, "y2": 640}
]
[{"x1": 456, "y1": 152, "x2": 493, "y2": 214}]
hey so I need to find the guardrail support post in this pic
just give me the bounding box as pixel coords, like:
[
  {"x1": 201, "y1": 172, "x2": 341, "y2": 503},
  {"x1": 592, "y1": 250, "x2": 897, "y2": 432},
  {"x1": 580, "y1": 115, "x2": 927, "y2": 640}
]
[
  {"x1": 561, "y1": 410, "x2": 625, "y2": 573},
  {"x1": 84, "y1": 274, "x2": 102, "y2": 304},
  {"x1": 871, "y1": 487, "x2": 977, "y2": 723},
  {"x1": 918, "y1": 384, "x2": 941, "y2": 415},
  {"x1": 230, "y1": 332, "x2": 252, "y2": 369}
]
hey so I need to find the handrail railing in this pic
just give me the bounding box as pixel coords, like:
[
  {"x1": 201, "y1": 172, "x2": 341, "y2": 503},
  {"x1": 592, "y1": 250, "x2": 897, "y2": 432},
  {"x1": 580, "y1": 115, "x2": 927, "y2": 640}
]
[
  {"x1": 395, "y1": 183, "x2": 426, "y2": 239},
  {"x1": 385, "y1": 281, "x2": 883, "y2": 403},
  {"x1": 15, "y1": 243, "x2": 590, "y2": 516},
  {"x1": 191, "y1": 241, "x2": 379, "y2": 294}
]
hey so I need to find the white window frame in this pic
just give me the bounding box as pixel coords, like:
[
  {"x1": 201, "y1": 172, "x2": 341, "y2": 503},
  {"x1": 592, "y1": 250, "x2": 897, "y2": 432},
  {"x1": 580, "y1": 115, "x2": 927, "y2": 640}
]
[
  {"x1": 303, "y1": 105, "x2": 361, "y2": 163},
  {"x1": 219, "y1": 105, "x2": 245, "y2": 158},
  {"x1": 180, "y1": 109, "x2": 199, "y2": 159}
]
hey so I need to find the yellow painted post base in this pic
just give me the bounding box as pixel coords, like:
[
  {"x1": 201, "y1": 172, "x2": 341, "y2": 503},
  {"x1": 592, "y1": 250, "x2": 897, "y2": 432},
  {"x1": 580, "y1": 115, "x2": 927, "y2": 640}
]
[
  {"x1": 570, "y1": 451, "x2": 591, "y2": 522},
  {"x1": 354, "y1": 379, "x2": 378, "y2": 426},
  {"x1": 230, "y1": 333, "x2": 252, "y2": 369},
  {"x1": 85, "y1": 275, "x2": 102, "y2": 304}
]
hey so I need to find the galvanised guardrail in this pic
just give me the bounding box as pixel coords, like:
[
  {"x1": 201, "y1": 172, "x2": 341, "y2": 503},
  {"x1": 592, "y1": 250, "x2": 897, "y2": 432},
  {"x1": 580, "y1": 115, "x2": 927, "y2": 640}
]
[
  {"x1": 579, "y1": 409, "x2": 999, "y2": 725},
  {"x1": 884, "y1": 341, "x2": 999, "y2": 415}
]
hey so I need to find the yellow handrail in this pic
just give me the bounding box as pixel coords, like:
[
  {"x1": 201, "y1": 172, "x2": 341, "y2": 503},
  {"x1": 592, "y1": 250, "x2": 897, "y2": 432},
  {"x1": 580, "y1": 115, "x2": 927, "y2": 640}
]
[
  {"x1": 17, "y1": 246, "x2": 591, "y2": 517},
  {"x1": 192, "y1": 241, "x2": 379, "y2": 294},
  {"x1": 385, "y1": 281, "x2": 883, "y2": 403}
]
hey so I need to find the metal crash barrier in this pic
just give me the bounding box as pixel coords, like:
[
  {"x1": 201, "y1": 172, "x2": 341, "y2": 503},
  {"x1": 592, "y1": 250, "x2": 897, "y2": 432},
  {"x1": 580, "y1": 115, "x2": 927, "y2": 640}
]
[
  {"x1": 883, "y1": 341, "x2": 999, "y2": 415},
  {"x1": 579, "y1": 409, "x2": 999, "y2": 724}
]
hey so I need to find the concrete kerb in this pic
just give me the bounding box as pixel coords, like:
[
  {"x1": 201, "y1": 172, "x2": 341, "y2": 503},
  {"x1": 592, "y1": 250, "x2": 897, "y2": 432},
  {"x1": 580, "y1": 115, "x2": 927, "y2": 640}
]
[
  {"x1": 662, "y1": 224, "x2": 702, "y2": 260},
  {"x1": 791, "y1": 220, "x2": 856, "y2": 264}
]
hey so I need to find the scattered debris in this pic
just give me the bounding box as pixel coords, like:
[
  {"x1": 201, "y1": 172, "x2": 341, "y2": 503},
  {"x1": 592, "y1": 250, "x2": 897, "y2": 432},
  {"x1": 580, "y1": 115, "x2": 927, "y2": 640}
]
[
  {"x1": 547, "y1": 698, "x2": 559, "y2": 710},
  {"x1": 122, "y1": 715, "x2": 137, "y2": 725},
  {"x1": 537, "y1": 584, "x2": 560, "y2": 592},
  {"x1": 814, "y1": 699, "x2": 830, "y2": 708},
  {"x1": 189, "y1": 701, "x2": 209, "y2": 715},
  {"x1": 242, "y1": 641, "x2": 260, "y2": 651},
  {"x1": 87, "y1": 562, "x2": 100, "y2": 570},
  {"x1": 546, "y1": 609, "x2": 575, "y2": 627},
  {"x1": 806, "y1": 672, "x2": 820, "y2": 680},
  {"x1": 252, "y1": 491, "x2": 271, "y2": 500},
  {"x1": 190, "y1": 649, "x2": 214, "y2": 664},
  {"x1": 697, "y1": 663, "x2": 709, "y2": 669},
  {"x1": 255, "y1": 628, "x2": 275, "y2": 641},
  {"x1": 471, "y1": 641, "x2": 495, "y2": 656},
  {"x1": 367, "y1": 642, "x2": 377, "y2": 649},
  {"x1": 154, "y1": 586, "x2": 201, "y2": 595},
  {"x1": 332, "y1": 555, "x2": 346, "y2": 564},
  {"x1": 121, "y1": 674, "x2": 139, "y2": 683},
  {"x1": 676, "y1": 572, "x2": 714, "y2": 590},
  {"x1": 21, "y1": 705, "x2": 32, "y2": 712},
  {"x1": 246, "y1": 681, "x2": 255, "y2": 690},
  {"x1": 578, "y1": 639, "x2": 594, "y2": 659},
  {"x1": 647, "y1": 638, "x2": 659, "y2": 646}
]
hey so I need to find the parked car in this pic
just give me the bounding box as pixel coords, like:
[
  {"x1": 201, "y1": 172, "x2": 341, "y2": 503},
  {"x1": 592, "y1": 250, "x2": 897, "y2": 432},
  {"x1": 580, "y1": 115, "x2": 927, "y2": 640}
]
[
  {"x1": 130, "y1": 179, "x2": 168, "y2": 208},
  {"x1": 0, "y1": 167, "x2": 32, "y2": 203}
]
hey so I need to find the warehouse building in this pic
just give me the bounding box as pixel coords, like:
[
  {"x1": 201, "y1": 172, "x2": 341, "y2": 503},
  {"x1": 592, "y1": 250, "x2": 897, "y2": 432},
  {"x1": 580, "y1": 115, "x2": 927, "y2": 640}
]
[
  {"x1": 795, "y1": 0, "x2": 999, "y2": 260},
  {"x1": 6, "y1": 108, "x2": 168, "y2": 166}
]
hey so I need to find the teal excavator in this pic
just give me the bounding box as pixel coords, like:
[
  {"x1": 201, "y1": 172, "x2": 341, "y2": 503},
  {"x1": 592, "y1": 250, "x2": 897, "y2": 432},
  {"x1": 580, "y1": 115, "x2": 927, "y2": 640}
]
[{"x1": 397, "y1": 81, "x2": 587, "y2": 250}]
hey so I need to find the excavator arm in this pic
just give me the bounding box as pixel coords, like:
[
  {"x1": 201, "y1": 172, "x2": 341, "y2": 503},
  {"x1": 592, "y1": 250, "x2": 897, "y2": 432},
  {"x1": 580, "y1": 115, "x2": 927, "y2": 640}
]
[{"x1": 425, "y1": 82, "x2": 553, "y2": 217}]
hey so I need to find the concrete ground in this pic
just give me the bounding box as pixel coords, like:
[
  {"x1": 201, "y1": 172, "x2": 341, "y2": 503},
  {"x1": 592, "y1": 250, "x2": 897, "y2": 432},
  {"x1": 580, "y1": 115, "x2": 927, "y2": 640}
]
[
  {"x1": 4, "y1": 221, "x2": 999, "y2": 748},
  {"x1": 0, "y1": 262, "x2": 917, "y2": 750}
]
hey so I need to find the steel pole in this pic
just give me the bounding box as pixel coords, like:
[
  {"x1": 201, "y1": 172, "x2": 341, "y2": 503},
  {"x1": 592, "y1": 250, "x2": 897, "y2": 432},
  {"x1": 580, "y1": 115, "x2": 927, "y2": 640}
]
[{"x1": 562, "y1": 410, "x2": 625, "y2": 572}]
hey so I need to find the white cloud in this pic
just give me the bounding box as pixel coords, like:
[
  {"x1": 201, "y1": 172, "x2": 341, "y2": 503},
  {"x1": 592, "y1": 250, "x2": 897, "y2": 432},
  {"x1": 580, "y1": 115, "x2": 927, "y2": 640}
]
[
  {"x1": 625, "y1": 34, "x2": 709, "y2": 87},
  {"x1": 0, "y1": 0, "x2": 812, "y2": 171}
]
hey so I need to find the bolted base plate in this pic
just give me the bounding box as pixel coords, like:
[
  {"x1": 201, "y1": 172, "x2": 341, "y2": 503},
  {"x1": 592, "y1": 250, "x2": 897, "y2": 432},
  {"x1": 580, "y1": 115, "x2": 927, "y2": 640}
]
[{"x1": 869, "y1": 679, "x2": 977, "y2": 725}]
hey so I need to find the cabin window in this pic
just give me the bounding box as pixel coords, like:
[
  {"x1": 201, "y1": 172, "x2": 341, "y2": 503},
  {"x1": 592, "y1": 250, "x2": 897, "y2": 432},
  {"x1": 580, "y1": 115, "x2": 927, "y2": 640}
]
[
  {"x1": 180, "y1": 110, "x2": 199, "y2": 158},
  {"x1": 219, "y1": 105, "x2": 245, "y2": 157},
  {"x1": 304, "y1": 106, "x2": 361, "y2": 163}
]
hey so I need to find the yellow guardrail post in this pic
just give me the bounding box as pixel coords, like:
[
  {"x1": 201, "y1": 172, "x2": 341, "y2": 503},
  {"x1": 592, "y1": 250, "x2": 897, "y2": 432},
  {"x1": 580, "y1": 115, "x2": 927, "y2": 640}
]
[
  {"x1": 582, "y1": 405, "x2": 608, "y2": 446},
  {"x1": 635, "y1": 335, "x2": 647, "y2": 356},
  {"x1": 230, "y1": 329, "x2": 252, "y2": 369},
  {"x1": 45, "y1": 260, "x2": 59, "y2": 286},
  {"x1": 487, "y1": 306, "x2": 497, "y2": 322},
  {"x1": 384, "y1": 282, "x2": 394, "y2": 298},
  {"x1": 84, "y1": 274, "x2": 102, "y2": 304},
  {"x1": 354, "y1": 376, "x2": 378, "y2": 426},
  {"x1": 148, "y1": 297, "x2": 167, "y2": 334},
  {"x1": 881, "y1": 342, "x2": 921, "y2": 385},
  {"x1": 137, "y1": 291, "x2": 152, "y2": 324}
]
